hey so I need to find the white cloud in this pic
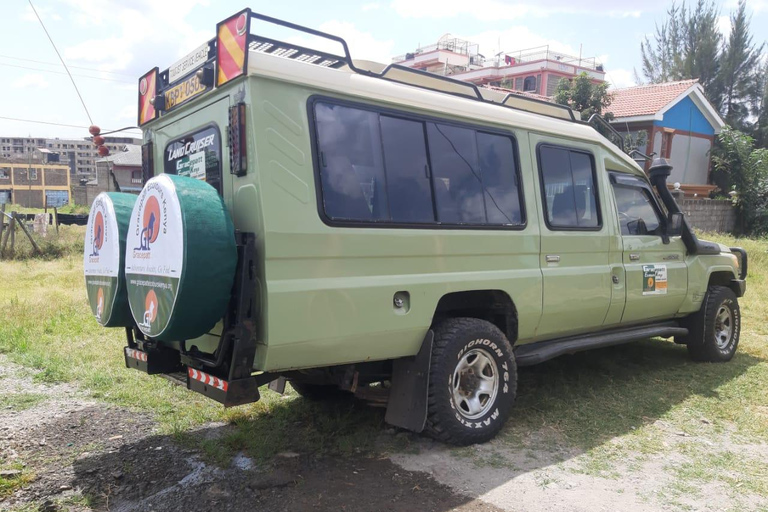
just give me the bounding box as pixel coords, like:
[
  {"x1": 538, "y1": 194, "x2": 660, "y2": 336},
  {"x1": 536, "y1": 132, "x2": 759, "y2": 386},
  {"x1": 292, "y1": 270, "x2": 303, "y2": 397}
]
[
  {"x1": 21, "y1": 5, "x2": 61, "y2": 22},
  {"x1": 605, "y1": 69, "x2": 636, "y2": 89},
  {"x1": 389, "y1": 0, "x2": 669, "y2": 20},
  {"x1": 60, "y1": 0, "x2": 211, "y2": 77},
  {"x1": 12, "y1": 74, "x2": 50, "y2": 89},
  {"x1": 319, "y1": 21, "x2": 395, "y2": 64},
  {"x1": 717, "y1": 15, "x2": 732, "y2": 38},
  {"x1": 362, "y1": 2, "x2": 381, "y2": 11}
]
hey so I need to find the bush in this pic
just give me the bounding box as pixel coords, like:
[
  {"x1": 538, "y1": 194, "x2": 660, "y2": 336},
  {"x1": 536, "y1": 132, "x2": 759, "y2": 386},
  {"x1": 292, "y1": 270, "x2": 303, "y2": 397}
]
[
  {"x1": 711, "y1": 126, "x2": 768, "y2": 236},
  {"x1": 0, "y1": 223, "x2": 84, "y2": 261}
]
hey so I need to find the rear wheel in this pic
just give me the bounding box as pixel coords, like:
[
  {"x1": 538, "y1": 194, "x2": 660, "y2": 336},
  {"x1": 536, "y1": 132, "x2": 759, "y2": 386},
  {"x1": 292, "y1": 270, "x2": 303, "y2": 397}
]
[
  {"x1": 425, "y1": 317, "x2": 517, "y2": 445},
  {"x1": 686, "y1": 286, "x2": 741, "y2": 362}
]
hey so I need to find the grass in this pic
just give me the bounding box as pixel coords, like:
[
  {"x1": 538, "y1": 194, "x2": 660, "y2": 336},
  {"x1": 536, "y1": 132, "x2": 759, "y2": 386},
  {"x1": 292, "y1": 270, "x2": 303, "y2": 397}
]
[
  {"x1": 0, "y1": 228, "x2": 767, "y2": 503},
  {"x1": 0, "y1": 223, "x2": 85, "y2": 261},
  {"x1": 0, "y1": 462, "x2": 34, "y2": 499},
  {"x1": 2, "y1": 203, "x2": 90, "y2": 215},
  {"x1": 0, "y1": 392, "x2": 47, "y2": 412}
]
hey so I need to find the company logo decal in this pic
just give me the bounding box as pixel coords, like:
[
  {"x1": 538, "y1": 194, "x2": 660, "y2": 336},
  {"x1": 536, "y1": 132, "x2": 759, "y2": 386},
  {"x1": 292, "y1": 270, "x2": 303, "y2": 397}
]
[
  {"x1": 90, "y1": 211, "x2": 105, "y2": 257},
  {"x1": 135, "y1": 195, "x2": 161, "y2": 251},
  {"x1": 95, "y1": 287, "x2": 104, "y2": 321},
  {"x1": 140, "y1": 289, "x2": 158, "y2": 329}
]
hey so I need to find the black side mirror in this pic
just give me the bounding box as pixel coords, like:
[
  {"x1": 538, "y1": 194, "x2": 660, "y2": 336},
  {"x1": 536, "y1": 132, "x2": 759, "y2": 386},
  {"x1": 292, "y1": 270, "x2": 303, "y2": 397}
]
[
  {"x1": 667, "y1": 212, "x2": 684, "y2": 237},
  {"x1": 627, "y1": 218, "x2": 648, "y2": 235}
]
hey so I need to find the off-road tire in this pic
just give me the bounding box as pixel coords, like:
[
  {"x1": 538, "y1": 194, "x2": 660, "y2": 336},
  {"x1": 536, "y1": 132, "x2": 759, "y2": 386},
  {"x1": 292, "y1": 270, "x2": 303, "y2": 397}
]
[
  {"x1": 290, "y1": 381, "x2": 350, "y2": 401},
  {"x1": 686, "y1": 286, "x2": 740, "y2": 362},
  {"x1": 424, "y1": 317, "x2": 517, "y2": 445}
]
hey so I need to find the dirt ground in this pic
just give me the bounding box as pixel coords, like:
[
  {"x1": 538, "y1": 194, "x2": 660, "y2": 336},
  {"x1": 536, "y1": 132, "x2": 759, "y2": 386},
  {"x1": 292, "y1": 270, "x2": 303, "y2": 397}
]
[{"x1": 0, "y1": 356, "x2": 501, "y2": 512}]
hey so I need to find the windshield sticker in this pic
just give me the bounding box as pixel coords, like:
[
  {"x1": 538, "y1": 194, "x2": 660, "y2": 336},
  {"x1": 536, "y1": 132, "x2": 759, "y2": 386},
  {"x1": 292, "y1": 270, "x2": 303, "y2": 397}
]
[
  {"x1": 164, "y1": 125, "x2": 221, "y2": 193},
  {"x1": 642, "y1": 265, "x2": 668, "y2": 295}
]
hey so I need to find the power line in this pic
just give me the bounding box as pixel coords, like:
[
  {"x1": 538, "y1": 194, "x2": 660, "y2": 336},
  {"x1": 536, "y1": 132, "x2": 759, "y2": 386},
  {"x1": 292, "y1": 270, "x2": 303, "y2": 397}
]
[
  {"x1": 0, "y1": 62, "x2": 133, "y2": 84},
  {"x1": 0, "y1": 116, "x2": 140, "y2": 133},
  {"x1": 28, "y1": 0, "x2": 93, "y2": 125},
  {"x1": 0, "y1": 54, "x2": 135, "y2": 77}
]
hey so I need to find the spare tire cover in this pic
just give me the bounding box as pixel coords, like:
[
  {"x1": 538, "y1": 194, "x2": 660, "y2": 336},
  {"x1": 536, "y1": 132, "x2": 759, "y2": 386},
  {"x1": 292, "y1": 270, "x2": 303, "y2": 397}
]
[
  {"x1": 84, "y1": 192, "x2": 137, "y2": 327},
  {"x1": 125, "y1": 174, "x2": 237, "y2": 341}
]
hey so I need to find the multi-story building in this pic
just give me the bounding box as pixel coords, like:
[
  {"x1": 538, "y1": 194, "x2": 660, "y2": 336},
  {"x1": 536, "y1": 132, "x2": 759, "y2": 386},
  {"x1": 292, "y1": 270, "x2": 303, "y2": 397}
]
[
  {"x1": 392, "y1": 36, "x2": 605, "y2": 97},
  {"x1": 72, "y1": 144, "x2": 142, "y2": 206},
  {"x1": 0, "y1": 135, "x2": 141, "y2": 181},
  {"x1": 0, "y1": 160, "x2": 71, "y2": 208}
]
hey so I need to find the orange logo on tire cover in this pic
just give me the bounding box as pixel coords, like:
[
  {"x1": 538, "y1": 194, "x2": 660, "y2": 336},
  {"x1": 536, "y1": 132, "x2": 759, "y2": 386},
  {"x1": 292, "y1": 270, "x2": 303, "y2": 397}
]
[
  {"x1": 143, "y1": 196, "x2": 161, "y2": 244},
  {"x1": 91, "y1": 211, "x2": 105, "y2": 257},
  {"x1": 144, "y1": 289, "x2": 158, "y2": 326},
  {"x1": 96, "y1": 287, "x2": 104, "y2": 319}
]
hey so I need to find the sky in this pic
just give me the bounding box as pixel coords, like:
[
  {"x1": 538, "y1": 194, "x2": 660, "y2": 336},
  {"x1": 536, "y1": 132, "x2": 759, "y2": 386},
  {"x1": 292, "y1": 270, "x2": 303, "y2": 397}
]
[{"x1": 0, "y1": 0, "x2": 766, "y2": 141}]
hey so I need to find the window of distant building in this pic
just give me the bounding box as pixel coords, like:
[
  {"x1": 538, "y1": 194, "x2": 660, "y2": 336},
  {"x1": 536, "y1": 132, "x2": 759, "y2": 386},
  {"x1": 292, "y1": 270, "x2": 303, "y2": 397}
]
[
  {"x1": 523, "y1": 76, "x2": 537, "y2": 92},
  {"x1": 0, "y1": 169, "x2": 8, "y2": 179},
  {"x1": 132, "y1": 170, "x2": 142, "y2": 184}
]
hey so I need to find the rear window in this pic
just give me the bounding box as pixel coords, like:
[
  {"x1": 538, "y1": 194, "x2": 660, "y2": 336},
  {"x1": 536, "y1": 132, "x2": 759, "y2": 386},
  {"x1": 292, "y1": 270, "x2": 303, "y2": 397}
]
[
  {"x1": 313, "y1": 100, "x2": 525, "y2": 228},
  {"x1": 163, "y1": 125, "x2": 222, "y2": 194}
]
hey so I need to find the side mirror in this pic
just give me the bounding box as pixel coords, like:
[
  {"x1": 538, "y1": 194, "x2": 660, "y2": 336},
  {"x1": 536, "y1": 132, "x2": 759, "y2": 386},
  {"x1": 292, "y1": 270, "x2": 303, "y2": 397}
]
[
  {"x1": 627, "y1": 218, "x2": 648, "y2": 236},
  {"x1": 667, "y1": 212, "x2": 684, "y2": 237}
]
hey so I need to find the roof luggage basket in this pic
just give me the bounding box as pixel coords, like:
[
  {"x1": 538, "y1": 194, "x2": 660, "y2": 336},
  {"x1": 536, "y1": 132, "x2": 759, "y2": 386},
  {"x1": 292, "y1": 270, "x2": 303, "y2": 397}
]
[{"x1": 588, "y1": 114, "x2": 625, "y2": 151}]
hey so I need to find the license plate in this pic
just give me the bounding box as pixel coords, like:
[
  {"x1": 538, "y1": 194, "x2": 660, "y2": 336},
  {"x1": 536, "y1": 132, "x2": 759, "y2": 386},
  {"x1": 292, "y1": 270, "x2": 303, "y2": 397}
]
[{"x1": 164, "y1": 74, "x2": 207, "y2": 111}]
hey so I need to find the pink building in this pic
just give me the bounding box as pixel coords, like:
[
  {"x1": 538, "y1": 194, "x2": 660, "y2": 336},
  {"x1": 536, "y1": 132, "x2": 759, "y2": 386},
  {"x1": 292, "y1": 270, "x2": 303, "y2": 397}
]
[{"x1": 392, "y1": 36, "x2": 606, "y2": 96}]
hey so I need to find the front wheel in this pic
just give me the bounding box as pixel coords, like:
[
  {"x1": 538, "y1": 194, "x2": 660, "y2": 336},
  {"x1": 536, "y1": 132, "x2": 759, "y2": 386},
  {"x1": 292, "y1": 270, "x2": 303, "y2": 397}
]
[
  {"x1": 425, "y1": 317, "x2": 517, "y2": 445},
  {"x1": 687, "y1": 286, "x2": 741, "y2": 362}
]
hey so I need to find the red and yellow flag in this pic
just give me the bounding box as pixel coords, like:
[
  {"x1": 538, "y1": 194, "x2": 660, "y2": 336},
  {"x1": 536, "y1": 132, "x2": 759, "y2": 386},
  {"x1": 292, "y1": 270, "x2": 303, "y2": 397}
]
[
  {"x1": 138, "y1": 68, "x2": 158, "y2": 126},
  {"x1": 217, "y1": 10, "x2": 250, "y2": 87}
]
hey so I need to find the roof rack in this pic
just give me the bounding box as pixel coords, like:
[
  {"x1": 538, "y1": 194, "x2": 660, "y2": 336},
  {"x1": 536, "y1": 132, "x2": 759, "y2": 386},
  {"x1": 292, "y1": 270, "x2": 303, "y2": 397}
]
[{"x1": 140, "y1": 9, "x2": 627, "y2": 154}]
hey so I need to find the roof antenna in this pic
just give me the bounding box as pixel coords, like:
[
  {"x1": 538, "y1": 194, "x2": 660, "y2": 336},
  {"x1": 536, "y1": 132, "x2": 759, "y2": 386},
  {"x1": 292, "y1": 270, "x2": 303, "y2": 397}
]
[{"x1": 27, "y1": 0, "x2": 93, "y2": 126}]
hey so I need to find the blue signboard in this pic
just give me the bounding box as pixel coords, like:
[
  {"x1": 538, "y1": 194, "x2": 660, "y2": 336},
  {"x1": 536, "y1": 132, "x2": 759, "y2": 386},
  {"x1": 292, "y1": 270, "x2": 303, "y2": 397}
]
[{"x1": 46, "y1": 190, "x2": 69, "y2": 208}]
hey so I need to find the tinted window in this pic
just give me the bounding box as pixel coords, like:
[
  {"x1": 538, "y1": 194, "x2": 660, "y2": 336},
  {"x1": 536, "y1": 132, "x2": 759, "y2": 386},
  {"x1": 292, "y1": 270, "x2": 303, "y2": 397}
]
[
  {"x1": 427, "y1": 123, "x2": 485, "y2": 223},
  {"x1": 164, "y1": 125, "x2": 222, "y2": 193},
  {"x1": 315, "y1": 103, "x2": 388, "y2": 221},
  {"x1": 312, "y1": 100, "x2": 525, "y2": 228},
  {"x1": 477, "y1": 132, "x2": 523, "y2": 225},
  {"x1": 380, "y1": 116, "x2": 434, "y2": 223},
  {"x1": 539, "y1": 146, "x2": 600, "y2": 229},
  {"x1": 613, "y1": 186, "x2": 663, "y2": 235}
]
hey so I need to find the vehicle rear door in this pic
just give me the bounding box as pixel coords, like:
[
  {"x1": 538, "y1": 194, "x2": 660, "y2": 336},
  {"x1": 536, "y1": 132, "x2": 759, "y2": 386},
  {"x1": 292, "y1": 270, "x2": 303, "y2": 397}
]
[
  {"x1": 609, "y1": 173, "x2": 688, "y2": 323},
  {"x1": 531, "y1": 139, "x2": 613, "y2": 339}
]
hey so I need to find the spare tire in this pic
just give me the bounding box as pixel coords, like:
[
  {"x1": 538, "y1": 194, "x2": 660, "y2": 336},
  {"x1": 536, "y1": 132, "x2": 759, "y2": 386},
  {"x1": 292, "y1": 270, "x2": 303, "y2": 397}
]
[
  {"x1": 84, "y1": 192, "x2": 137, "y2": 327},
  {"x1": 124, "y1": 174, "x2": 237, "y2": 341}
]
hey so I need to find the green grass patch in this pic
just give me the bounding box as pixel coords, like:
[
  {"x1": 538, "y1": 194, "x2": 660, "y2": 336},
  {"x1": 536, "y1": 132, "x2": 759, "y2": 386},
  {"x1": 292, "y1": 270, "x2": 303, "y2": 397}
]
[
  {"x1": 0, "y1": 392, "x2": 47, "y2": 411},
  {"x1": 0, "y1": 463, "x2": 35, "y2": 499},
  {"x1": 0, "y1": 223, "x2": 84, "y2": 261}
]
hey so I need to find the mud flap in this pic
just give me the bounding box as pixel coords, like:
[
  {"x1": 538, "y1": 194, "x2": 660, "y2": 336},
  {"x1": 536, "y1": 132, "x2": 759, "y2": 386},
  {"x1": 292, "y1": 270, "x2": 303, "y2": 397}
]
[{"x1": 385, "y1": 330, "x2": 433, "y2": 433}]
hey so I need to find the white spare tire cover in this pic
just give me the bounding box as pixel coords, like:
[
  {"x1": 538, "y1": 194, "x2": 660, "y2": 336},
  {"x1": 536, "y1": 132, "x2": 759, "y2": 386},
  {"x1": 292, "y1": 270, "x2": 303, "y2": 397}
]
[
  {"x1": 125, "y1": 174, "x2": 237, "y2": 341},
  {"x1": 84, "y1": 192, "x2": 137, "y2": 327}
]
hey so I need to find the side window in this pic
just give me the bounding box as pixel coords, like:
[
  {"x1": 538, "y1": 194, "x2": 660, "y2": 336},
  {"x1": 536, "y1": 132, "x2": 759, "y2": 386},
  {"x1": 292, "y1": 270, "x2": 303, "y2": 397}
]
[
  {"x1": 316, "y1": 103, "x2": 388, "y2": 221},
  {"x1": 426, "y1": 123, "x2": 485, "y2": 223},
  {"x1": 380, "y1": 116, "x2": 434, "y2": 223},
  {"x1": 613, "y1": 185, "x2": 663, "y2": 236},
  {"x1": 538, "y1": 145, "x2": 600, "y2": 229},
  {"x1": 313, "y1": 100, "x2": 525, "y2": 227}
]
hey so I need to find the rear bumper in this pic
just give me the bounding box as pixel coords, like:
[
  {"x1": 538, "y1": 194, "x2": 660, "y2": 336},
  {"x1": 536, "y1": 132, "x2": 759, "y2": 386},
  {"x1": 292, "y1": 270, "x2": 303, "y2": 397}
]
[{"x1": 731, "y1": 279, "x2": 746, "y2": 297}]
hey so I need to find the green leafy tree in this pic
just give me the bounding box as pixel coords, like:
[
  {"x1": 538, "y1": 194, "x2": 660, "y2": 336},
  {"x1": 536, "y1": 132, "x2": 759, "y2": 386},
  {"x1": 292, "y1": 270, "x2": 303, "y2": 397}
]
[
  {"x1": 639, "y1": 0, "x2": 722, "y2": 96},
  {"x1": 553, "y1": 73, "x2": 614, "y2": 121},
  {"x1": 719, "y1": 0, "x2": 763, "y2": 130},
  {"x1": 752, "y1": 61, "x2": 768, "y2": 148},
  {"x1": 711, "y1": 126, "x2": 768, "y2": 235}
]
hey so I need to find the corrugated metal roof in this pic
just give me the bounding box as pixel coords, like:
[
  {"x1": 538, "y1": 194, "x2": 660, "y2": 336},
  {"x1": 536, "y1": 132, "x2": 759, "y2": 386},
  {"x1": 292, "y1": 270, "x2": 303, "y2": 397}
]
[{"x1": 98, "y1": 144, "x2": 141, "y2": 166}]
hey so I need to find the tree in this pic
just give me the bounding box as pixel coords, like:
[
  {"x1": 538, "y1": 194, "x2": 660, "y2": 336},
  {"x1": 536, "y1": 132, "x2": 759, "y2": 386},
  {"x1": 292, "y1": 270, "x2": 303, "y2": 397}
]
[
  {"x1": 711, "y1": 126, "x2": 768, "y2": 235},
  {"x1": 719, "y1": 0, "x2": 763, "y2": 130},
  {"x1": 639, "y1": 0, "x2": 722, "y2": 96},
  {"x1": 752, "y1": 61, "x2": 768, "y2": 148},
  {"x1": 553, "y1": 73, "x2": 614, "y2": 121}
]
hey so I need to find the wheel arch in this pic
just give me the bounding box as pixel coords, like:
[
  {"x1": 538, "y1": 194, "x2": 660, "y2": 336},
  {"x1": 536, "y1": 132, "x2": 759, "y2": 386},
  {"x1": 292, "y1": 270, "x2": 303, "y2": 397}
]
[
  {"x1": 707, "y1": 268, "x2": 743, "y2": 298},
  {"x1": 431, "y1": 289, "x2": 518, "y2": 343}
]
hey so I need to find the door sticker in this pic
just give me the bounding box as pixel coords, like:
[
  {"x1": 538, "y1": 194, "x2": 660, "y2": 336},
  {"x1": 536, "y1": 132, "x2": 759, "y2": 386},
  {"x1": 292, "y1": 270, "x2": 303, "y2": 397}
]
[{"x1": 642, "y1": 265, "x2": 668, "y2": 295}]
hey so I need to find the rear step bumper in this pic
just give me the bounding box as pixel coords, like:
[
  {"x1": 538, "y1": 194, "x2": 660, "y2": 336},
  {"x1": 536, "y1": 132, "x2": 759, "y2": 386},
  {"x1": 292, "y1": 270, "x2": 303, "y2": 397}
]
[
  {"x1": 124, "y1": 346, "x2": 272, "y2": 408},
  {"x1": 514, "y1": 322, "x2": 689, "y2": 366}
]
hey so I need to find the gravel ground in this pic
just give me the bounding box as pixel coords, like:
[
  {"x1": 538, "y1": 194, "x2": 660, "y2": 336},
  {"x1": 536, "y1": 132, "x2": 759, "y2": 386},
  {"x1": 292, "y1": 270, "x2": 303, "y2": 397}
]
[{"x1": 0, "y1": 356, "x2": 501, "y2": 512}]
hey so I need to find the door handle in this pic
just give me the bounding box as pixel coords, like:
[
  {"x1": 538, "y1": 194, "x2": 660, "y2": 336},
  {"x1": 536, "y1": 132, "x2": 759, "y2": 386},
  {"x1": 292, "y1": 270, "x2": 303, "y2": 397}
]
[
  {"x1": 545, "y1": 255, "x2": 560, "y2": 263},
  {"x1": 629, "y1": 253, "x2": 640, "y2": 261}
]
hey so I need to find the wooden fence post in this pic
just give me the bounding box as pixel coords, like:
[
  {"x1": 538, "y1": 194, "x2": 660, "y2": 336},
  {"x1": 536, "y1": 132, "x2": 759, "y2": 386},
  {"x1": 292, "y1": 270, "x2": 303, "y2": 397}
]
[
  {"x1": 0, "y1": 203, "x2": 5, "y2": 244},
  {"x1": 8, "y1": 211, "x2": 16, "y2": 256},
  {"x1": 14, "y1": 213, "x2": 41, "y2": 255}
]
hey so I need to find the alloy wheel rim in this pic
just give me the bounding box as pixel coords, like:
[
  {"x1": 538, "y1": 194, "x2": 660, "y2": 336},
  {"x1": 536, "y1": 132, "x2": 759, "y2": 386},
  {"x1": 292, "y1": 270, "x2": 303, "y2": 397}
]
[
  {"x1": 714, "y1": 305, "x2": 733, "y2": 349},
  {"x1": 452, "y1": 348, "x2": 499, "y2": 420}
]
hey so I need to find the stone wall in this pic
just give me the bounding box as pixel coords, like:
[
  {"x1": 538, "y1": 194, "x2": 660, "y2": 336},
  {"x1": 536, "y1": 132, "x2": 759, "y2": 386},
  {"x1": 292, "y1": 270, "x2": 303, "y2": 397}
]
[{"x1": 678, "y1": 198, "x2": 736, "y2": 233}]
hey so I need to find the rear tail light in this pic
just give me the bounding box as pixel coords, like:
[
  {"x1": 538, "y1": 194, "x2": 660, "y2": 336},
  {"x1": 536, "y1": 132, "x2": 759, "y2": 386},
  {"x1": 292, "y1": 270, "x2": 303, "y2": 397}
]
[
  {"x1": 228, "y1": 102, "x2": 247, "y2": 176},
  {"x1": 141, "y1": 141, "x2": 154, "y2": 185}
]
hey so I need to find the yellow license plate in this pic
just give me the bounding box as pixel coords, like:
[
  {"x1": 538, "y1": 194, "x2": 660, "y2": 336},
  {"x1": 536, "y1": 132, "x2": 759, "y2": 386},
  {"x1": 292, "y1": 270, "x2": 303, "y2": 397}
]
[{"x1": 164, "y1": 74, "x2": 207, "y2": 110}]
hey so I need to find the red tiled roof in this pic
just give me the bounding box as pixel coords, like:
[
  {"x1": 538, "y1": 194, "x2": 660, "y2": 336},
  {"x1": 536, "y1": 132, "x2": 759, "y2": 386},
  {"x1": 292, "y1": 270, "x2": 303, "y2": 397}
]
[{"x1": 605, "y1": 79, "x2": 699, "y2": 119}]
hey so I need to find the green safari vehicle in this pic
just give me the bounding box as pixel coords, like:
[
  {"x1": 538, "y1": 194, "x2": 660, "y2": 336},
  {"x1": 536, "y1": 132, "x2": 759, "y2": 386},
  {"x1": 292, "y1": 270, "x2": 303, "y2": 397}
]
[{"x1": 84, "y1": 10, "x2": 747, "y2": 445}]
